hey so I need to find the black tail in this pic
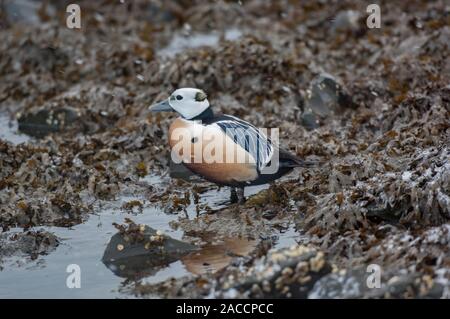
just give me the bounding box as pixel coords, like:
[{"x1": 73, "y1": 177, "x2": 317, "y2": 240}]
[
  {"x1": 278, "y1": 149, "x2": 322, "y2": 168},
  {"x1": 280, "y1": 158, "x2": 321, "y2": 168}
]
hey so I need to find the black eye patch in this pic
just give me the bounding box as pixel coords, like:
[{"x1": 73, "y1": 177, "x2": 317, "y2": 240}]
[{"x1": 176, "y1": 95, "x2": 183, "y2": 100}]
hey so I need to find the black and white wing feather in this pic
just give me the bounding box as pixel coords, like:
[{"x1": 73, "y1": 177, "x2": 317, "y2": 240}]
[{"x1": 208, "y1": 115, "x2": 273, "y2": 171}]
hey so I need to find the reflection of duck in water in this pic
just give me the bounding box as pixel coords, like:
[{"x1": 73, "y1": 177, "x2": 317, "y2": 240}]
[
  {"x1": 182, "y1": 237, "x2": 256, "y2": 275},
  {"x1": 149, "y1": 88, "x2": 317, "y2": 204},
  {"x1": 102, "y1": 224, "x2": 256, "y2": 279},
  {"x1": 102, "y1": 225, "x2": 195, "y2": 279}
]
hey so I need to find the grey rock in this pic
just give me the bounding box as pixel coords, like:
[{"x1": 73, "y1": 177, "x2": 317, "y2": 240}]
[
  {"x1": 301, "y1": 73, "x2": 354, "y2": 129},
  {"x1": 18, "y1": 107, "x2": 80, "y2": 137}
]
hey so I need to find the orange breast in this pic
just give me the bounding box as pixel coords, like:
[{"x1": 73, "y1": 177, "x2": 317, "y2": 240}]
[{"x1": 168, "y1": 118, "x2": 258, "y2": 185}]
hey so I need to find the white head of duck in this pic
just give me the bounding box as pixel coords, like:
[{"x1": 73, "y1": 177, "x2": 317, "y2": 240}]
[{"x1": 149, "y1": 88, "x2": 210, "y2": 120}]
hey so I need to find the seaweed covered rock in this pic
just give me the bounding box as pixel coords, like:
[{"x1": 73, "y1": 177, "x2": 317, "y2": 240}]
[
  {"x1": 309, "y1": 269, "x2": 444, "y2": 299},
  {"x1": 148, "y1": 35, "x2": 306, "y2": 111},
  {"x1": 308, "y1": 268, "x2": 371, "y2": 299},
  {"x1": 0, "y1": 230, "x2": 59, "y2": 266},
  {"x1": 216, "y1": 245, "x2": 331, "y2": 298}
]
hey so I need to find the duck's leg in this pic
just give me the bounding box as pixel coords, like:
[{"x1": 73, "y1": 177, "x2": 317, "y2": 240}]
[
  {"x1": 237, "y1": 187, "x2": 246, "y2": 204},
  {"x1": 230, "y1": 187, "x2": 238, "y2": 203}
]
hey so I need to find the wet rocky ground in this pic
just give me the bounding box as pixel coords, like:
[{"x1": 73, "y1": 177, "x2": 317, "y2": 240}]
[{"x1": 0, "y1": 0, "x2": 449, "y2": 298}]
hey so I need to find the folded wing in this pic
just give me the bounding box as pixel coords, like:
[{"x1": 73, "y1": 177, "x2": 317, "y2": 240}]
[{"x1": 210, "y1": 115, "x2": 273, "y2": 171}]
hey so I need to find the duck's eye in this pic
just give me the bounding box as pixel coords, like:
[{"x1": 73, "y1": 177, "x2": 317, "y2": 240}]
[{"x1": 176, "y1": 95, "x2": 183, "y2": 100}]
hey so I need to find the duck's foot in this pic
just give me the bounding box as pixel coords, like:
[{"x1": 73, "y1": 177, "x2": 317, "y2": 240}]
[
  {"x1": 237, "y1": 187, "x2": 246, "y2": 204},
  {"x1": 230, "y1": 187, "x2": 238, "y2": 203},
  {"x1": 230, "y1": 187, "x2": 246, "y2": 204}
]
